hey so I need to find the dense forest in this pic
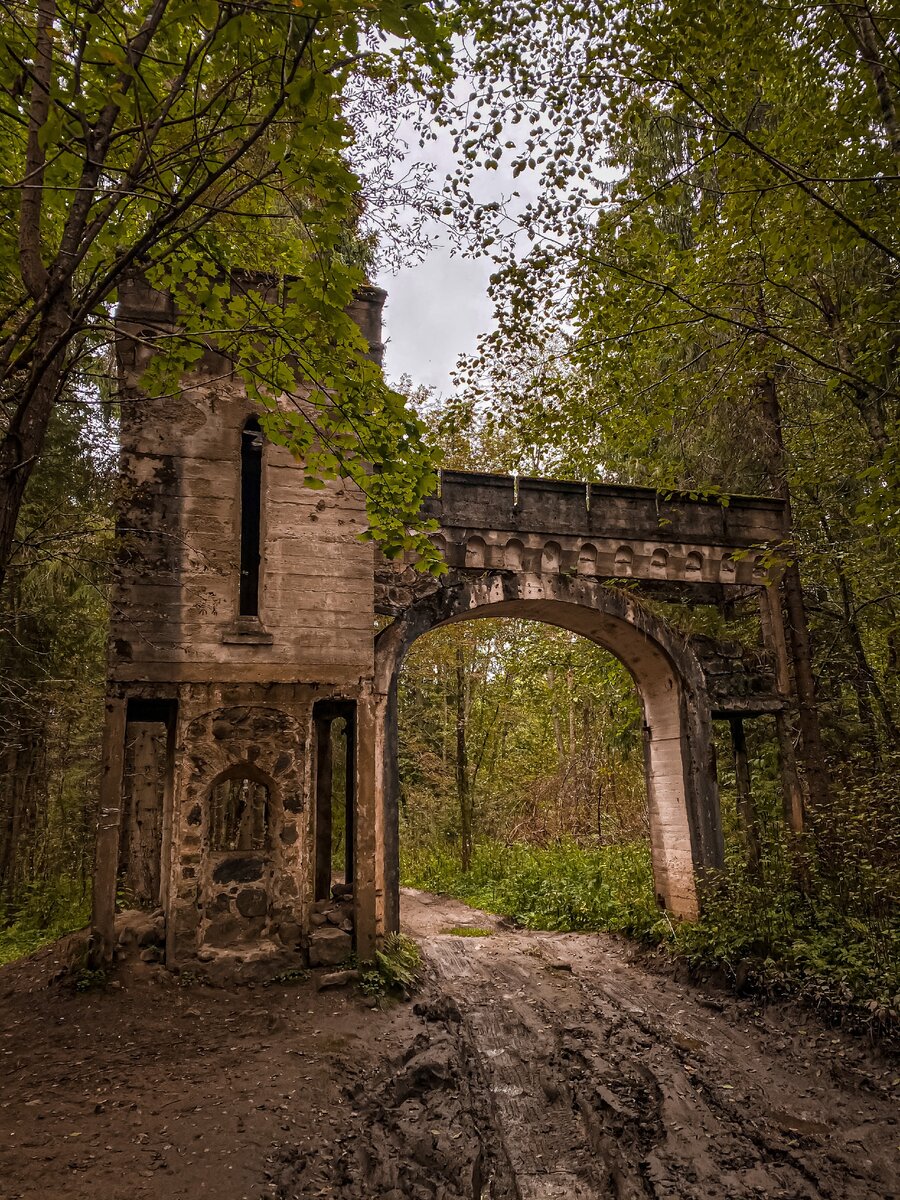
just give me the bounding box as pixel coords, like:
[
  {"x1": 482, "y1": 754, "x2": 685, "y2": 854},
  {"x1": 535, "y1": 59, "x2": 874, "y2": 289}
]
[{"x1": 1, "y1": 0, "x2": 898, "y2": 1030}]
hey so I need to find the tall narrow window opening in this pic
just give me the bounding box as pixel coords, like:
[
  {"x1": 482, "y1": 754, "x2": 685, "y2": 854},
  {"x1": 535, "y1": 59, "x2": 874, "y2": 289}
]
[
  {"x1": 240, "y1": 418, "x2": 263, "y2": 616},
  {"x1": 312, "y1": 700, "x2": 356, "y2": 902}
]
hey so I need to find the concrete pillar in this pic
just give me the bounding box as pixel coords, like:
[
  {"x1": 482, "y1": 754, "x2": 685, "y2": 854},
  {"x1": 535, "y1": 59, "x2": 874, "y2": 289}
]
[
  {"x1": 353, "y1": 690, "x2": 386, "y2": 960},
  {"x1": 121, "y1": 722, "x2": 166, "y2": 905},
  {"x1": 382, "y1": 677, "x2": 401, "y2": 935},
  {"x1": 89, "y1": 697, "x2": 127, "y2": 967},
  {"x1": 643, "y1": 726, "x2": 701, "y2": 919}
]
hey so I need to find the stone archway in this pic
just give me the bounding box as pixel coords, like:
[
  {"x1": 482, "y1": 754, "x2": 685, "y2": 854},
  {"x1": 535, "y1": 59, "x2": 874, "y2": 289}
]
[{"x1": 369, "y1": 570, "x2": 724, "y2": 942}]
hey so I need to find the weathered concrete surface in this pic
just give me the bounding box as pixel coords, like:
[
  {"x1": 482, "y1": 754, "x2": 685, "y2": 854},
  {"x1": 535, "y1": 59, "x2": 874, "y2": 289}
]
[
  {"x1": 375, "y1": 572, "x2": 727, "y2": 922},
  {"x1": 376, "y1": 470, "x2": 787, "y2": 613}
]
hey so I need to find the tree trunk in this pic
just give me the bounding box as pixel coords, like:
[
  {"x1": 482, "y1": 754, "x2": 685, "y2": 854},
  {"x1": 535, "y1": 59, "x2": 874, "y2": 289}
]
[
  {"x1": 0, "y1": 302, "x2": 70, "y2": 593},
  {"x1": 821, "y1": 516, "x2": 899, "y2": 745},
  {"x1": 728, "y1": 716, "x2": 760, "y2": 873},
  {"x1": 567, "y1": 669, "x2": 576, "y2": 755},
  {"x1": 781, "y1": 562, "x2": 833, "y2": 808},
  {"x1": 757, "y1": 374, "x2": 832, "y2": 810},
  {"x1": 546, "y1": 667, "x2": 565, "y2": 766},
  {"x1": 839, "y1": 4, "x2": 900, "y2": 158},
  {"x1": 455, "y1": 644, "x2": 472, "y2": 872},
  {"x1": 758, "y1": 583, "x2": 806, "y2": 831}
]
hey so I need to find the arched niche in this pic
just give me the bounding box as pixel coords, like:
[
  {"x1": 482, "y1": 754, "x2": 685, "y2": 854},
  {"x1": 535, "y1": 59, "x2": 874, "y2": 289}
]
[
  {"x1": 201, "y1": 762, "x2": 278, "y2": 946},
  {"x1": 504, "y1": 538, "x2": 525, "y2": 571},
  {"x1": 465, "y1": 535, "x2": 487, "y2": 568},
  {"x1": 577, "y1": 543, "x2": 598, "y2": 575},
  {"x1": 614, "y1": 545, "x2": 634, "y2": 576},
  {"x1": 209, "y1": 769, "x2": 271, "y2": 852},
  {"x1": 541, "y1": 541, "x2": 561, "y2": 572}
]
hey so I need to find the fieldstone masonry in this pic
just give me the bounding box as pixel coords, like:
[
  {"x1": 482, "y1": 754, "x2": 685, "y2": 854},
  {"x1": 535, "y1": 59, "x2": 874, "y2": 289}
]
[{"x1": 92, "y1": 272, "x2": 788, "y2": 974}]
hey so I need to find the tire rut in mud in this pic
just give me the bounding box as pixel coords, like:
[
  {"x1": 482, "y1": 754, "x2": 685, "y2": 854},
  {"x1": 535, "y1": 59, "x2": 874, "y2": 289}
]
[
  {"x1": 426, "y1": 933, "x2": 899, "y2": 1200},
  {"x1": 426, "y1": 937, "x2": 610, "y2": 1199},
  {"x1": 268, "y1": 993, "x2": 519, "y2": 1200},
  {"x1": 267, "y1": 922, "x2": 898, "y2": 1200},
  {"x1": 558, "y1": 961, "x2": 892, "y2": 1200}
]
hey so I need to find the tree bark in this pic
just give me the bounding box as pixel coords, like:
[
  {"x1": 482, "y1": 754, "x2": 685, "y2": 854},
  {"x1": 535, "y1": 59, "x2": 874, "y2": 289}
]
[
  {"x1": 0, "y1": 301, "x2": 70, "y2": 593},
  {"x1": 757, "y1": 374, "x2": 832, "y2": 810},
  {"x1": 759, "y1": 586, "x2": 806, "y2": 833},
  {"x1": 839, "y1": 4, "x2": 900, "y2": 158},
  {"x1": 821, "y1": 514, "x2": 899, "y2": 744},
  {"x1": 18, "y1": 0, "x2": 54, "y2": 299},
  {"x1": 455, "y1": 643, "x2": 472, "y2": 872},
  {"x1": 728, "y1": 716, "x2": 760, "y2": 872}
]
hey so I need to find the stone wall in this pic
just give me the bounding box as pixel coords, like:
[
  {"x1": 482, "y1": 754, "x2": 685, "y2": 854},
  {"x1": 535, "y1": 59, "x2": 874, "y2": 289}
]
[
  {"x1": 105, "y1": 274, "x2": 383, "y2": 971},
  {"x1": 163, "y1": 685, "x2": 315, "y2": 965}
]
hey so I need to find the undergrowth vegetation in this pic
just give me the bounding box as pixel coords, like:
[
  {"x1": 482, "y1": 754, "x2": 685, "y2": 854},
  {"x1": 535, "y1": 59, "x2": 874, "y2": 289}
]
[
  {"x1": 359, "y1": 933, "x2": 424, "y2": 1000},
  {"x1": 0, "y1": 879, "x2": 91, "y2": 966}
]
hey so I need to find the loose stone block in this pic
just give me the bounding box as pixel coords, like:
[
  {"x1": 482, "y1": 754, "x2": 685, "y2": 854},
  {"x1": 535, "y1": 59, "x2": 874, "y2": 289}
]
[
  {"x1": 308, "y1": 927, "x2": 352, "y2": 967},
  {"x1": 236, "y1": 888, "x2": 268, "y2": 918}
]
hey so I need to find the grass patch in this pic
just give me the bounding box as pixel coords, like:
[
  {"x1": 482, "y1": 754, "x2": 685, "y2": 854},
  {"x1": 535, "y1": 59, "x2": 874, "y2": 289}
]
[
  {"x1": 443, "y1": 926, "x2": 493, "y2": 937},
  {"x1": 403, "y1": 840, "x2": 662, "y2": 939}
]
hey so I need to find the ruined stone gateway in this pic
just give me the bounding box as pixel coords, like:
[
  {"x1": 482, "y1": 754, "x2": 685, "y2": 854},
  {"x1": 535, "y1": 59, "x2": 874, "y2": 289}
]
[{"x1": 92, "y1": 275, "x2": 789, "y2": 975}]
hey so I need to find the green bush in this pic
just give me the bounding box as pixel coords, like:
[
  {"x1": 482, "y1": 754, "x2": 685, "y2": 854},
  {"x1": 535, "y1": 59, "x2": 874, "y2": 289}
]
[
  {"x1": 0, "y1": 878, "x2": 91, "y2": 966},
  {"x1": 673, "y1": 843, "x2": 900, "y2": 1020},
  {"x1": 359, "y1": 932, "x2": 424, "y2": 999}
]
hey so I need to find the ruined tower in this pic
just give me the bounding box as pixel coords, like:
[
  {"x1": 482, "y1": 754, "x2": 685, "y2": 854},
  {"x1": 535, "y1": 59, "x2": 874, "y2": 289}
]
[{"x1": 94, "y1": 274, "x2": 387, "y2": 976}]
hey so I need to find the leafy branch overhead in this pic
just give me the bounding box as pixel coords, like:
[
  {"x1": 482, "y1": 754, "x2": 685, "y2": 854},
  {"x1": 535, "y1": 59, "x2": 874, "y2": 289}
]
[
  {"x1": 1, "y1": 0, "x2": 452, "y2": 584},
  {"x1": 442, "y1": 0, "x2": 898, "y2": 517}
]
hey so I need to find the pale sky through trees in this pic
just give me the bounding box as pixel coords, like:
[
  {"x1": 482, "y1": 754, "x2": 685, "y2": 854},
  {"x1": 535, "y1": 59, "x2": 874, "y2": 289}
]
[
  {"x1": 375, "y1": 111, "x2": 496, "y2": 395},
  {"x1": 373, "y1": 94, "x2": 538, "y2": 397},
  {"x1": 379, "y1": 245, "x2": 493, "y2": 394}
]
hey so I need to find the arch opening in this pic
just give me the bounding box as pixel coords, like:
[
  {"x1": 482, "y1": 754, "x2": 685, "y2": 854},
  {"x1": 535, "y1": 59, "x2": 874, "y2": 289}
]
[
  {"x1": 396, "y1": 617, "x2": 650, "y2": 898},
  {"x1": 374, "y1": 576, "x2": 724, "y2": 936}
]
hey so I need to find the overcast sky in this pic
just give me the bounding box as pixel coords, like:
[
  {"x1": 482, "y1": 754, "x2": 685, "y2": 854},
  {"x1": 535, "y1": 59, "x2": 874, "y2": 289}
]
[
  {"x1": 377, "y1": 246, "x2": 494, "y2": 396},
  {"x1": 370, "y1": 101, "x2": 530, "y2": 398}
]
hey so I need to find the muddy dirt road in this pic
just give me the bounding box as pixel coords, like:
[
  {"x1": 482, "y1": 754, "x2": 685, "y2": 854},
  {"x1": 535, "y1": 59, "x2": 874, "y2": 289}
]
[
  {"x1": 281, "y1": 890, "x2": 899, "y2": 1200},
  {"x1": 2, "y1": 890, "x2": 898, "y2": 1200}
]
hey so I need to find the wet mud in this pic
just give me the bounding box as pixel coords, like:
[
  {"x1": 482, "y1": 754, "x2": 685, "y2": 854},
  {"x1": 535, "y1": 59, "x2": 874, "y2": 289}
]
[
  {"x1": 2, "y1": 889, "x2": 897, "y2": 1199},
  {"x1": 277, "y1": 890, "x2": 899, "y2": 1200}
]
